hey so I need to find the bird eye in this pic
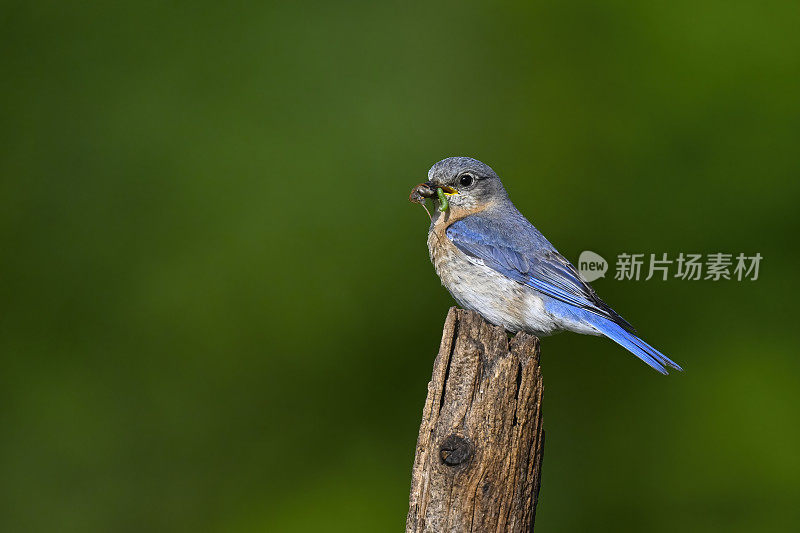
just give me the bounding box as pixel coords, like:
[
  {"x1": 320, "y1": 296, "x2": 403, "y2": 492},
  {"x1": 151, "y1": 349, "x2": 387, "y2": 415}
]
[{"x1": 459, "y1": 174, "x2": 474, "y2": 187}]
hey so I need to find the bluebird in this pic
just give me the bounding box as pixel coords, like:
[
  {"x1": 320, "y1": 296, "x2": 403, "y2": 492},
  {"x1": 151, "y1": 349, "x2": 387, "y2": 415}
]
[{"x1": 410, "y1": 156, "x2": 682, "y2": 374}]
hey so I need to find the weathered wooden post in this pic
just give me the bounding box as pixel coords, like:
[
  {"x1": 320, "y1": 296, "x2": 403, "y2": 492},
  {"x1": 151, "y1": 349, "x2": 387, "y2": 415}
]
[{"x1": 406, "y1": 308, "x2": 545, "y2": 532}]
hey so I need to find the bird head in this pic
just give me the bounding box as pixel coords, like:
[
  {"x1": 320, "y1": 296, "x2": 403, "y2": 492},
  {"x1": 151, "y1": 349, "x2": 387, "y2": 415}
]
[{"x1": 423, "y1": 156, "x2": 509, "y2": 213}]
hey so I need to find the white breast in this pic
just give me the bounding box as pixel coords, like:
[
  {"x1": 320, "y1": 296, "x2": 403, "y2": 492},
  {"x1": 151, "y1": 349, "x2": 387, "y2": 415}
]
[{"x1": 427, "y1": 230, "x2": 562, "y2": 336}]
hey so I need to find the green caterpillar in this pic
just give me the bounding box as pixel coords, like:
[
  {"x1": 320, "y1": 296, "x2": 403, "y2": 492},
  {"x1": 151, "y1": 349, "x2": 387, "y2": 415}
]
[{"x1": 437, "y1": 187, "x2": 449, "y2": 212}]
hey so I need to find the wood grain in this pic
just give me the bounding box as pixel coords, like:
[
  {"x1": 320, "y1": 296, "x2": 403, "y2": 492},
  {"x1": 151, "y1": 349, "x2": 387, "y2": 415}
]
[{"x1": 406, "y1": 307, "x2": 544, "y2": 533}]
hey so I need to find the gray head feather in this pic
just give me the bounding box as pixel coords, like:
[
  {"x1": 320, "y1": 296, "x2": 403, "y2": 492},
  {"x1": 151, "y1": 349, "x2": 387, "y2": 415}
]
[
  {"x1": 427, "y1": 156, "x2": 509, "y2": 209},
  {"x1": 427, "y1": 156, "x2": 499, "y2": 182}
]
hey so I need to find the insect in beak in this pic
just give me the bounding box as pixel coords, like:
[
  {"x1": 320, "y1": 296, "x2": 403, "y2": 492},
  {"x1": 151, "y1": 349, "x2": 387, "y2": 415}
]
[{"x1": 437, "y1": 187, "x2": 450, "y2": 211}]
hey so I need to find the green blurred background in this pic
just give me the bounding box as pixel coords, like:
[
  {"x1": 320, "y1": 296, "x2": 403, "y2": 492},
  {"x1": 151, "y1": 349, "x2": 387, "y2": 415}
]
[{"x1": 2, "y1": 1, "x2": 799, "y2": 531}]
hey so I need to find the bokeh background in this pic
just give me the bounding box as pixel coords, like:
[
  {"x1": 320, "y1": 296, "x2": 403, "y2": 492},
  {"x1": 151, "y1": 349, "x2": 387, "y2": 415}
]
[{"x1": 2, "y1": 1, "x2": 799, "y2": 531}]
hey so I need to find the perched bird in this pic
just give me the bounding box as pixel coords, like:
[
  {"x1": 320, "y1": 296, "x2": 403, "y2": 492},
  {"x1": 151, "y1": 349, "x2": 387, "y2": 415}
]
[{"x1": 410, "y1": 156, "x2": 682, "y2": 374}]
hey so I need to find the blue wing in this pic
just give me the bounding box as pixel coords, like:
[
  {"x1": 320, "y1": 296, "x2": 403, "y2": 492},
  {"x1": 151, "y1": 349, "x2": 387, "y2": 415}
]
[
  {"x1": 446, "y1": 216, "x2": 682, "y2": 374},
  {"x1": 446, "y1": 217, "x2": 634, "y2": 331}
]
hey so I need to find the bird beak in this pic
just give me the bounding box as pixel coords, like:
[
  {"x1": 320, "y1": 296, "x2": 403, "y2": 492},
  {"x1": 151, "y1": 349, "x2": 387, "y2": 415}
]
[{"x1": 425, "y1": 182, "x2": 458, "y2": 195}]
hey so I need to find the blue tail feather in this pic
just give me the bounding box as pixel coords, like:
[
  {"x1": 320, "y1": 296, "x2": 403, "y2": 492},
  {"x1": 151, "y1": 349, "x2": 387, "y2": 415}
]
[{"x1": 591, "y1": 317, "x2": 683, "y2": 375}]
